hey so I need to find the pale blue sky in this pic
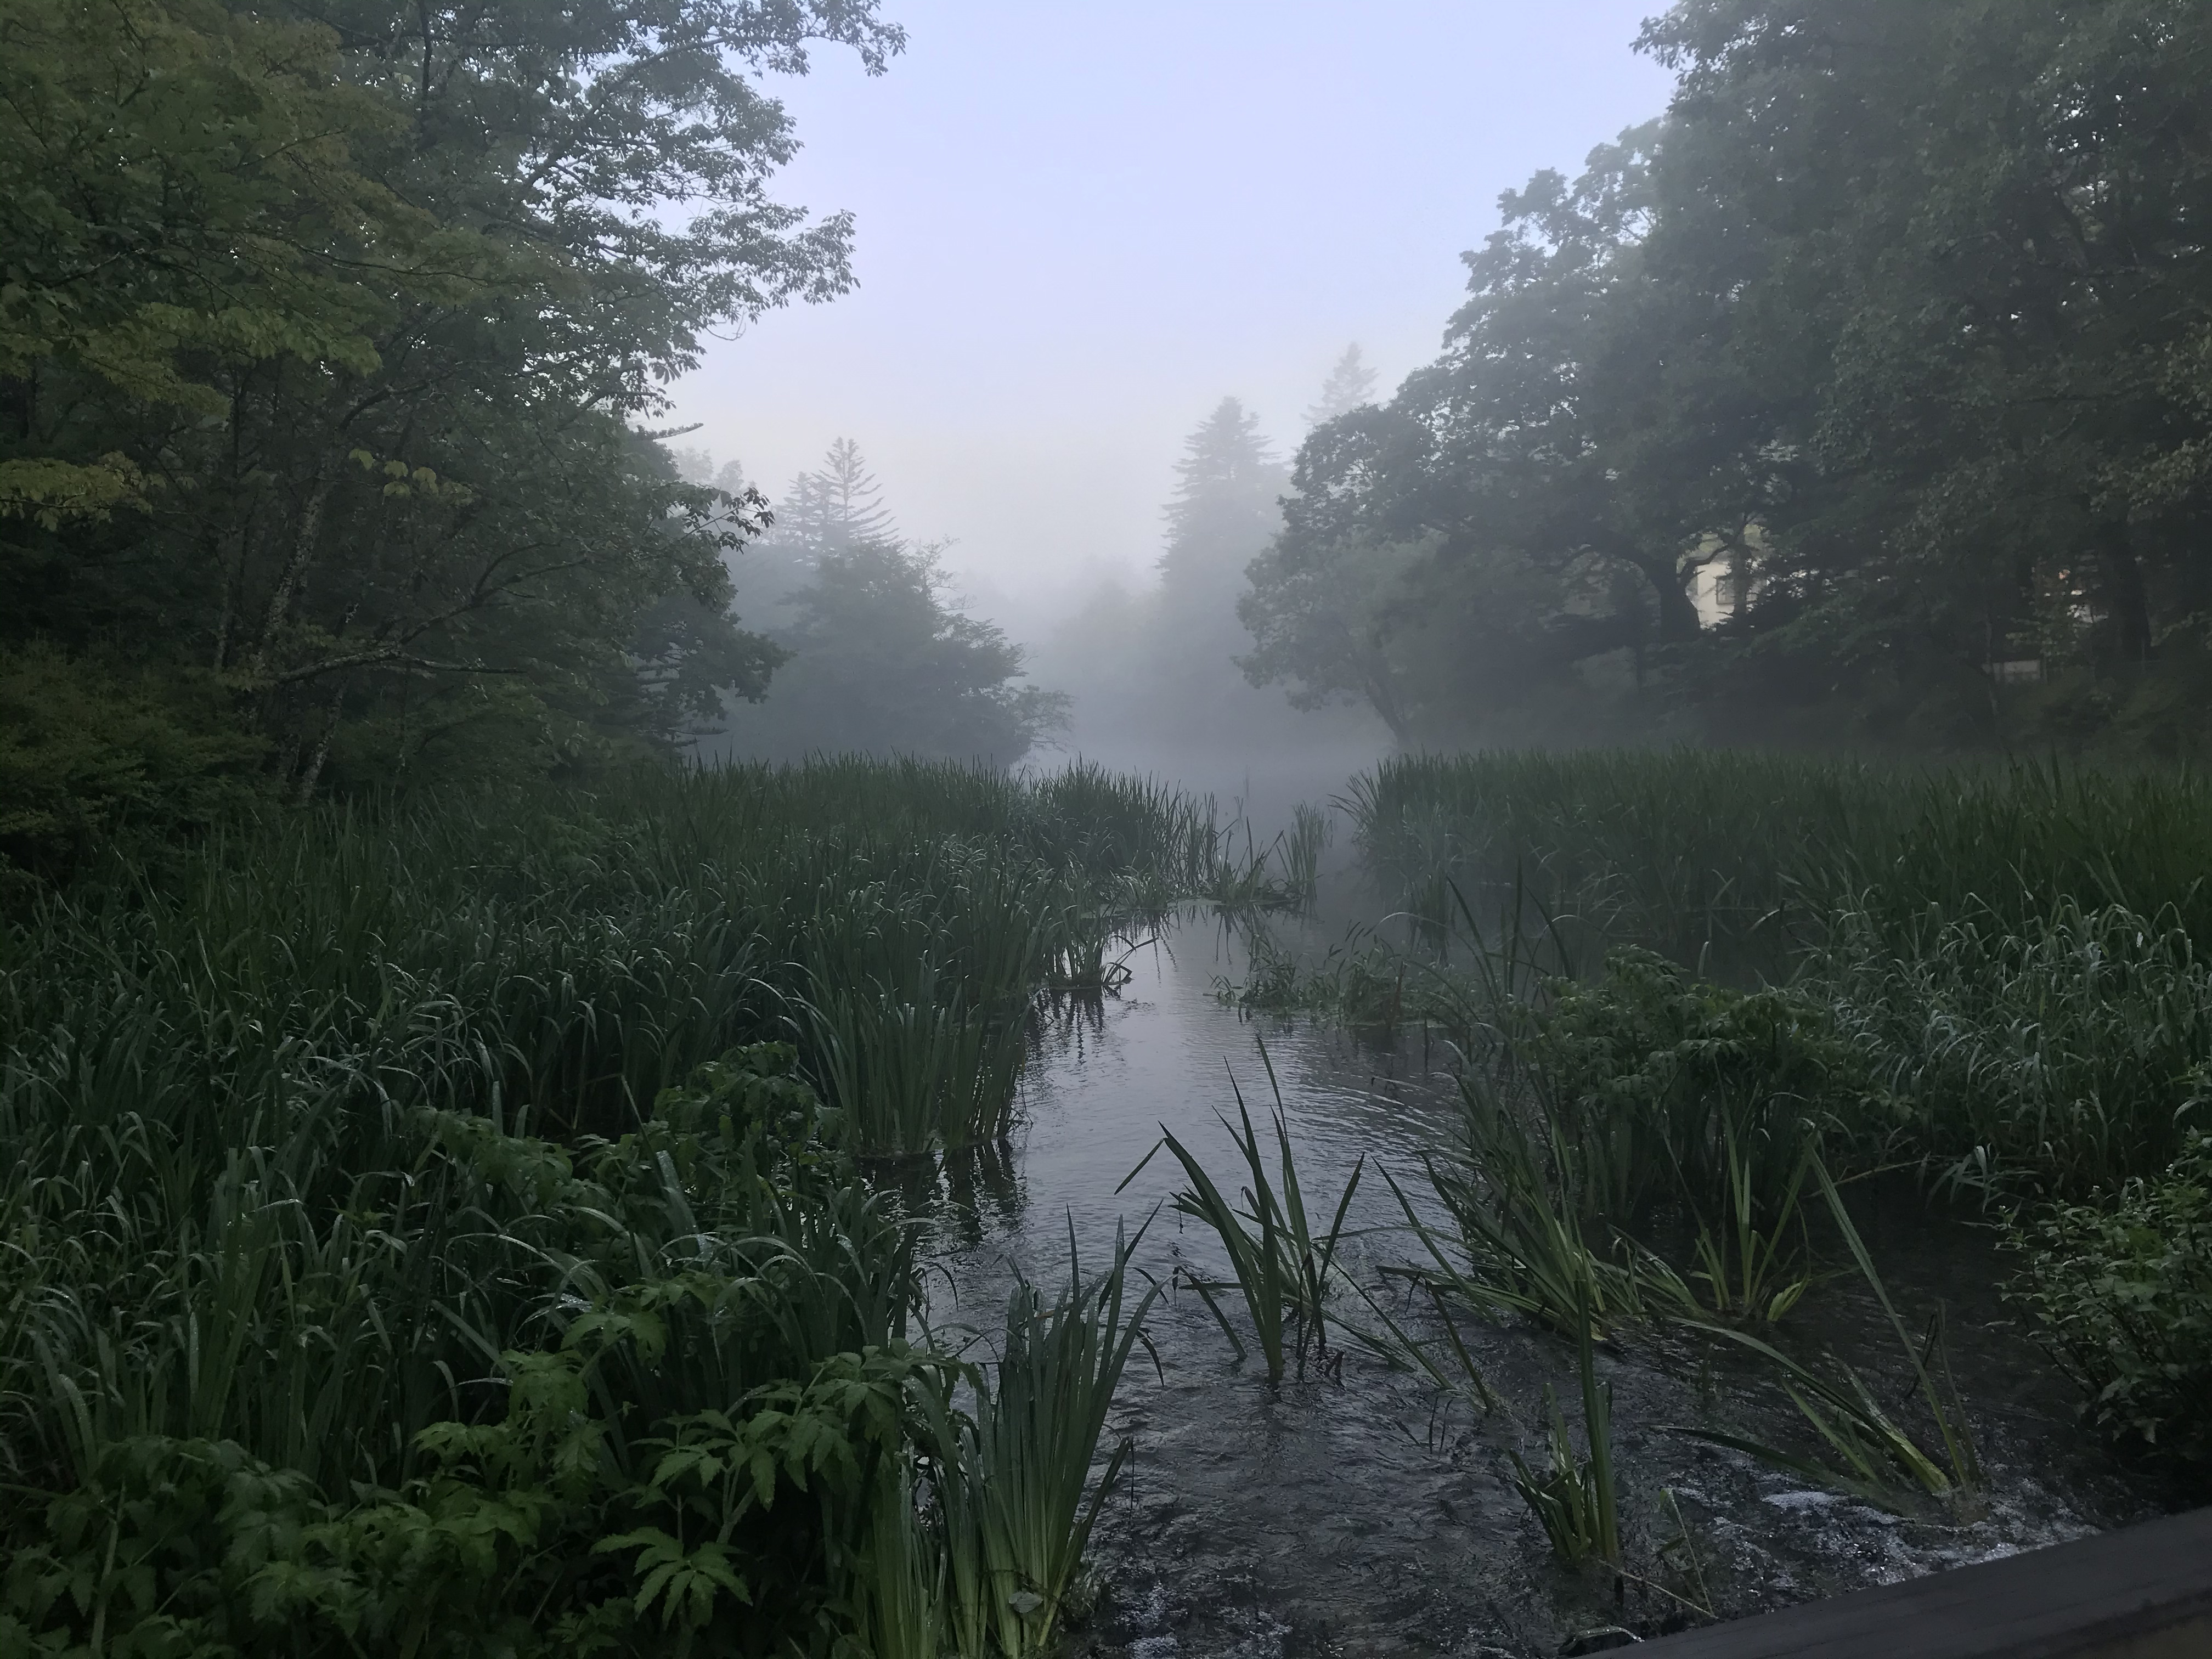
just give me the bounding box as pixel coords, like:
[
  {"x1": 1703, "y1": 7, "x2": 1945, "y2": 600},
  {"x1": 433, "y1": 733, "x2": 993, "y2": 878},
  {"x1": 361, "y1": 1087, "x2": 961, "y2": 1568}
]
[{"x1": 668, "y1": 1, "x2": 1674, "y2": 643}]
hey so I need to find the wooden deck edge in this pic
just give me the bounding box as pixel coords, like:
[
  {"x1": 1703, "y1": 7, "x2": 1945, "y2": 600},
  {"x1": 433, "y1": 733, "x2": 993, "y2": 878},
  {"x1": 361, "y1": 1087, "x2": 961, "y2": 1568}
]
[{"x1": 1632, "y1": 1505, "x2": 2212, "y2": 1658}]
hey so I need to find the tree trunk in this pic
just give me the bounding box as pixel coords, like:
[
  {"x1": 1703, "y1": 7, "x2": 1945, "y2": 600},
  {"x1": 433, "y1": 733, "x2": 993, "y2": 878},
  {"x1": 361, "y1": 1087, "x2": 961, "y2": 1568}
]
[
  {"x1": 1361, "y1": 651, "x2": 1414, "y2": 748},
  {"x1": 1620, "y1": 546, "x2": 1703, "y2": 643},
  {"x1": 293, "y1": 687, "x2": 346, "y2": 805},
  {"x1": 2095, "y1": 521, "x2": 2153, "y2": 665},
  {"x1": 250, "y1": 461, "x2": 333, "y2": 669}
]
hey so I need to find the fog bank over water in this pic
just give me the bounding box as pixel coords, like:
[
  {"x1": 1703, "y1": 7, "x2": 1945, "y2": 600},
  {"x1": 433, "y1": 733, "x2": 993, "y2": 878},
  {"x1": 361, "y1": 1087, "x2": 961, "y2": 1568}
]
[{"x1": 667, "y1": 0, "x2": 1673, "y2": 788}]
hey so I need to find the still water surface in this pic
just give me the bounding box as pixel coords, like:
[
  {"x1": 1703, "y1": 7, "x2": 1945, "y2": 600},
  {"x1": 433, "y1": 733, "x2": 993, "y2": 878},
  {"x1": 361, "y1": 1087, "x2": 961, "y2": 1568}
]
[{"x1": 912, "y1": 926, "x2": 2157, "y2": 1658}]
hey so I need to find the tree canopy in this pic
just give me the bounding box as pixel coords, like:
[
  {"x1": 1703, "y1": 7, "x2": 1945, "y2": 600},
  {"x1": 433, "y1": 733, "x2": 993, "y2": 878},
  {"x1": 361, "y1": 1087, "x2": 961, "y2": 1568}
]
[
  {"x1": 1245, "y1": 0, "x2": 2212, "y2": 753},
  {"x1": 1, "y1": 0, "x2": 898, "y2": 864}
]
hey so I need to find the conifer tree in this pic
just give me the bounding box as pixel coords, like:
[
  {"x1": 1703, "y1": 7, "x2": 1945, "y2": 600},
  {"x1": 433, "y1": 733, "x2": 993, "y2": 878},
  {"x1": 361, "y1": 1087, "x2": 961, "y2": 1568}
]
[
  {"x1": 1157, "y1": 398, "x2": 1286, "y2": 616},
  {"x1": 712, "y1": 439, "x2": 1065, "y2": 765},
  {"x1": 1304, "y1": 345, "x2": 1379, "y2": 428},
  {"x1": 768, "y1": 437, "x2": 898, "y2": 556}
]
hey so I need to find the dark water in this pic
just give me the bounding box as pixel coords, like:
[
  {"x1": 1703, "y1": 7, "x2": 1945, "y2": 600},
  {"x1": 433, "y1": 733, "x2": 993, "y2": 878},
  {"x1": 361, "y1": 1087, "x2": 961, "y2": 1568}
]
[{"x1": 913, "y1": 924, "x2": 2163, "y2": 1658}]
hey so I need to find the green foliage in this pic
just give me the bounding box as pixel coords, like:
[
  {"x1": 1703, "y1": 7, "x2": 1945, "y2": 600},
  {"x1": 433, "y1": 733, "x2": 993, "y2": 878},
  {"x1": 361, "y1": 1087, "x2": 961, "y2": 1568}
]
[
  {"x1": 1821, "y1": 899, "x2": 2212, "y2": 1194},
  {"x1": 0, "y1": 645, "x2": 268, "y2": 878},
  {"x1": 3, "y1": 0, "x2": 891, "y2": 799},
  {"x1": 1325, "y1": 748, "x2": 2212, "y2": 1462},
  {"x1": 1376, "y1": 950, "x2": 1861, "y2": 1339},
  {"x1": 2008, "y1": 1130, "x2": 2212, "y2": 1464},
  {"x1": 0, "y1": 760, "x2": 1216, "y2": 1658},
  {"x1": 1508, "y1": 949, "x2": 1876, "y2": 1226},
  {"x1": 0, "y1": 1036, "x2": 935, "y2": 1659},
  {"x1": 1249, "y1": 1, "x2": 2212, "y2": 751}
]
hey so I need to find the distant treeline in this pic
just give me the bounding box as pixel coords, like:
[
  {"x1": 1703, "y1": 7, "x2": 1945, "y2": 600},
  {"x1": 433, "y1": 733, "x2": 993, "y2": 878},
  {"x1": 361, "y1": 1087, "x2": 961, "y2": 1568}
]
[
  {"x1": 0, "y1": 0, "x2": 900, "y2": 875},
  {"x1": 1242, "y1": 1, "x2": 2212, "y2": 754}
]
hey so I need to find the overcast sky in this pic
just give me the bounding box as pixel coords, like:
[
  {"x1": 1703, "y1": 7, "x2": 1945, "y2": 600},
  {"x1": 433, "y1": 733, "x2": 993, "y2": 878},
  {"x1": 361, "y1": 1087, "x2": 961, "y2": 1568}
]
[{"x1": 667, "y1": 0, "x2": 1675, "y2": 644}]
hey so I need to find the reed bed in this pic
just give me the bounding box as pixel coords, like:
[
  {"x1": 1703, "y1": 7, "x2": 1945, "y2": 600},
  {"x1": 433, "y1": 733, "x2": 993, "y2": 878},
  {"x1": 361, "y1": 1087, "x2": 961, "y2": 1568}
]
[
  {"x1": 1338, "y1": 751, "x2": 2212, "y2": 1199},
  {"x1": 1282, "y1": 749, "x2": 2212, "y2": 1505},
  {"x1": 1348, "y1": 750, "x2": 2212, "y2": 968},
  {"x1": 0, "y1": 758, "x2": 1229, "y2": 1659}
]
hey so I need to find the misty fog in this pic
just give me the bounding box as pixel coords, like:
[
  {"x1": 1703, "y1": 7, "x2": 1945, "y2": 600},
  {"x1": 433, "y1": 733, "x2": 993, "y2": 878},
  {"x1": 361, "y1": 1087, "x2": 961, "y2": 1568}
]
[{"x1": 662, "y1": 0, "x2": 1673, "y2": 812}]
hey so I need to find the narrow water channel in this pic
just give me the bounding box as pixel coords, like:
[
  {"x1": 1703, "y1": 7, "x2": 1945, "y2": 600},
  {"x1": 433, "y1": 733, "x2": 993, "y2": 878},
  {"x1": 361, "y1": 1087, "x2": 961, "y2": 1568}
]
[{"x1": 913, "y1": 924, "x2": 2160, "y2": 1658}]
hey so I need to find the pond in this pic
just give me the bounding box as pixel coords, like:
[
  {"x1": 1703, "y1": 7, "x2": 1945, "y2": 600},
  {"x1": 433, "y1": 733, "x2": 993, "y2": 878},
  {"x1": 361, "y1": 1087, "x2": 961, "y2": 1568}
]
[{"x1": 909, "y1": 920, "x2": 2166, "y2": 1658}]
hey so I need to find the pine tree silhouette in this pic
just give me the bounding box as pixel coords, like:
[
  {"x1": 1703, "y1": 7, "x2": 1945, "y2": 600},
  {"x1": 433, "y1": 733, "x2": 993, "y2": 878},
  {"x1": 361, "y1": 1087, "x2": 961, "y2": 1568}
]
[
  {"x1": 1304, "y1": 344, "x2": 1378, "y2": 428},
  {"x1": 1157, "y1": 397, "x2": 1283, "y2": 608},
  {"x1": 772, "y1": 437, "x2": 898, "y2": 554}
]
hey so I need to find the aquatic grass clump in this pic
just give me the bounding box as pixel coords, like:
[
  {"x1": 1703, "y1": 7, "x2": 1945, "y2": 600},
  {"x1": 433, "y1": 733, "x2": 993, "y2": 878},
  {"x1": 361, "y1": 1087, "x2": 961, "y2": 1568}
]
[
  {"x1": 1041, "y1": 901, "x2": 1151, "y2": 997},
  {"x1": 1385, "y1": 1092, "x2": 1642, "y2": 1344},
  {"x1": 1669, "y1": 1163, "x2": 1982, "y2": 1516},
  {"x1": 1509, "y1": 1289, "x2": 1622, "y2": 1570},
  {"x1": 1680, "y1": 1128, "x2": 1818, "y2": 1326},
  {"x1": 805, "y1": 966, "x2": 1029, "y2": 1160},
  {"x1": 927, "y1": 1223, "x2": 1160, "y2": 1658},
  {"x1": 1126, "y1": 1053, "x2": 1364, "y2": 1383}
]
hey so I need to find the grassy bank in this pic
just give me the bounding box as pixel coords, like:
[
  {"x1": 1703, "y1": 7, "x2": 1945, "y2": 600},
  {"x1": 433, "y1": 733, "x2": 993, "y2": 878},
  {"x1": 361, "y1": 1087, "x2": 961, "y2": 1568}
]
[
  {"x1": 0, "y1": 759, "x2": 1245, "y2": 1658},
  {"x1": 1240, "y1": 750, "x2": 2212, "y2": 1472}
]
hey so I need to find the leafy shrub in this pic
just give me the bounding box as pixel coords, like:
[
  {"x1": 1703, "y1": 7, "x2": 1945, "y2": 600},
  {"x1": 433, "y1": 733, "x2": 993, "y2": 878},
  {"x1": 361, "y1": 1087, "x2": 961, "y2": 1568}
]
[
  {"x1": 2008, "y1": 1127, "x2": 2212, "y2": 1465},
  {"x1": 0, "y1": 1045, "x2": 938, "y2": 1659},
  {"x1": 0, "y1": 644, "x2": 267, "y2": 879},
  {"x1": 1507, "y1": 947, "x2": 1890, "y2": 1228}
]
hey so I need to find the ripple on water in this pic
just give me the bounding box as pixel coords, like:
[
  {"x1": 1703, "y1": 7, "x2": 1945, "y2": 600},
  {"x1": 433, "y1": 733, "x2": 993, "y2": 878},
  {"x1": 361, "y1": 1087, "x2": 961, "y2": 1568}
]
[{"x1": 912, "y1": 927, "x2": 2162, "y2": 1658}]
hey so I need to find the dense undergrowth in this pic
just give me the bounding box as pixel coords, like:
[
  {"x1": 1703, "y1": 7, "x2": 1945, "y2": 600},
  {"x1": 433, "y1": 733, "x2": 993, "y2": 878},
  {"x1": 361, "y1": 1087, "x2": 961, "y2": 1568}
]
[
  {"x1": 1230, "y1": 750, "x2": 2212, "y2": 1478},
  {"x1": 0, "y1": 758, "x2": 1268, "y2": 1659}
]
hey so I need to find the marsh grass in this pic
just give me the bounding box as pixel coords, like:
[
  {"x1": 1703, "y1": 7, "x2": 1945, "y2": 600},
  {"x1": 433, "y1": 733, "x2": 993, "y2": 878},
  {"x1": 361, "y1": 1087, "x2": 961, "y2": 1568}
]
[
  {"x1": 1342, "y1": 751, "x2": 2212, "y2": 1199},
  {"x1": 1670, "y1": 1163, "x2": 1982, "y2": 1515},
  {"x1": 1125, "y1": 1048, "x2": 1364, "y2": 1383},
  {"x1": 928, "y1": 1221, "x2": 1160, "y2": 1659},
  {"x1": 1386, "y1": 1098, "x2": 1640, "y2": 1343},
  {"x1": 1680, "y1": 1130, "x2": 1818, "y2": 1326},
  {"x1": 1347, "y1": 751, "x2": 2212, "y2": 962},
  {"x1": 1042, "y1": 905, "x2": 1152, "y2": 997},
  {"x1": 806, "y1": 970, "x2": 1029, "y2": 1160},
  {"x1": 1508, "y1": 1291, "x2": 1622, "y2": 1569},
  {"x1": 0, "y1": 758, "x2": 1214, "y2": 1658}
]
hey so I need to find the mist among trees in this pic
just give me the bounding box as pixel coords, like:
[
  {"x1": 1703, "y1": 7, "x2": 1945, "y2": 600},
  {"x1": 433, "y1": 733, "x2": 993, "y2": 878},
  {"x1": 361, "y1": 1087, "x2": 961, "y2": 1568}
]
[
  {"x1": 1035, "y1": 377, "x2": 1386, "y2": 785},
  {"x1": 1243, "y1": 1, "x2": 2212, "y2": 755},
  {"x1": 698, "y1": 441, "x2": 1068, "y2": 765},
  {"x1": 6, "y1": 0, "x2": 2212, "y2": 877}
]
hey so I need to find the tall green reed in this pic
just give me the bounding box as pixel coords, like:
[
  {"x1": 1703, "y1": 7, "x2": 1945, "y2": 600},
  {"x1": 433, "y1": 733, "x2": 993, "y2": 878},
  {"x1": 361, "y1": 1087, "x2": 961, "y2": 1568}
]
[
  {"x1": 927, "y1": 1223, "x2": 1160, "y2": 1658},
  {"x1": 1125, "y1": 1051, "x2": 1364, "y2": 1383},
  {"x1": 0, "y1": 758, "x2": 1211, "y2": 1656}
]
